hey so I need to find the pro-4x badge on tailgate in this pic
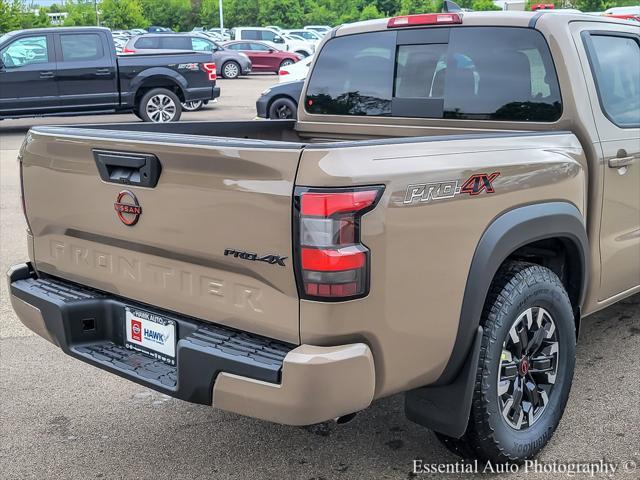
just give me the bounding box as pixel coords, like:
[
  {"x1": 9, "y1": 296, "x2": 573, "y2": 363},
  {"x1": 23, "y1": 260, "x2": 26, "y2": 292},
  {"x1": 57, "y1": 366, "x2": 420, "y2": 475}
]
[
  {"x1": 114, "y1": 190, "x2": 142, "y2": 226},
  {"x1": 224, "y1": 249, "x2": 287, "y2": 266},
  {"x1": 403, "y1": 172, "x2": 500, "y2": 205}
]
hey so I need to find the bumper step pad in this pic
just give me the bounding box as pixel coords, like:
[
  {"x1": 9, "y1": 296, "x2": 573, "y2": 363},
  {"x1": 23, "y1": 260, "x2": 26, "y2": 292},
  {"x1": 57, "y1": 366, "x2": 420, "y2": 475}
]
[{"x1": 9, "y1": 266, "x2": 296, "y2": 404}]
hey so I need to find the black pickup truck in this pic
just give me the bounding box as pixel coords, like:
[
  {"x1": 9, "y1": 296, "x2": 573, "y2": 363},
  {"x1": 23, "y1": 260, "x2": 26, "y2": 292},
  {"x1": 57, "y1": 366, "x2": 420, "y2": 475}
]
[{"x1": 0, "y1": 27, "x2": 220, "y2": 122}]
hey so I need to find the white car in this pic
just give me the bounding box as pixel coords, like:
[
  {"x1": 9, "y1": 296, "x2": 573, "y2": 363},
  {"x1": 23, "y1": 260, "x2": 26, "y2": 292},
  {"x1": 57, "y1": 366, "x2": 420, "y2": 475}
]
[
  {"x1": 279, "y1": 55, "x2": 313, "y2": 82},
  {"x1": 304, "y1": 25, "x2": 332, "y2": 34},
  {"x1": 604, "y1": 6, "x2": 640, "y2": 15},
  {"x1": 286, "y1": 29, "x2": 324, "y2": 45}
]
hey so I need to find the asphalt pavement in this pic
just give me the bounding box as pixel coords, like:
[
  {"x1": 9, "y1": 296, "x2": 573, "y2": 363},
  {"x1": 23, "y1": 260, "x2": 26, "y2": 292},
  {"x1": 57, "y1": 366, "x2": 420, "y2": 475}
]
[{"x1": 1, "y1": 75, "x2": 638, "y2": 480}]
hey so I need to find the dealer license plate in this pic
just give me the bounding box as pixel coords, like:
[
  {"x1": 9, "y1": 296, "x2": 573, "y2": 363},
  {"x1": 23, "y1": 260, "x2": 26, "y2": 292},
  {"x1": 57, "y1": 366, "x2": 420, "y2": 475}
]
[{"x1": 125, "y1": 307, "x2": 176, "y2": 365}]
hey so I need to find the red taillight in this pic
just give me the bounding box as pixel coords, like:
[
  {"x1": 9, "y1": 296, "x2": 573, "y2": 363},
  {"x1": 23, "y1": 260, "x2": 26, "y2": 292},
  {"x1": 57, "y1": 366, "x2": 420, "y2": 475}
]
[
  {"x1": 203, "y1": 62, "x2": 217, "y2": 81},
  {"x1": 295, "y1": 186, "x2": 384, "y2": 300},
  {"x1": 123, "y1": 47, "x2": 136, "y2": 54},
  {"x1": 279, "y1": 69, "x2": 289, "y2": 76},
  {"x1": 387, "y1": 13, "x2": 462, "y2": 28}
]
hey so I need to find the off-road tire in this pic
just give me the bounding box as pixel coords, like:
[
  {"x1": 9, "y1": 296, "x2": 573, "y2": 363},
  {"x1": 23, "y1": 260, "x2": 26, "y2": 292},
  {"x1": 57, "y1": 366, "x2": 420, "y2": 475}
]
[
  {"x1": 138, "y1": 88, "x2": 182, "y2": 123},
  {"x1": 436, "y1": 261, "x2": 576, "y2": 463}
]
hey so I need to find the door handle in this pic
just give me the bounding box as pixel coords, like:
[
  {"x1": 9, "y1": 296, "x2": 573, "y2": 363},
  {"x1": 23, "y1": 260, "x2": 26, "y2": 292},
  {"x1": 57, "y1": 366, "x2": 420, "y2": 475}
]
[
  {"x1": 609, "y1": 150, "x2": 638, "y2": 169},
  {"x1": 95, "y1": 68, "x2": 111, "y2": 76},
  {"x1": 39, "y1": 71, "x2": 54, "y2": 78}
]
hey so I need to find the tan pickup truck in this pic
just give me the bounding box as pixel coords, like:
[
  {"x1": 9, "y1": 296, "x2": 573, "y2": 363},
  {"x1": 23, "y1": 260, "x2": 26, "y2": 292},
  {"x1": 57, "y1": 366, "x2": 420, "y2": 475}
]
[{"x1": 8, "y1": 11, "x2": 640, "y2": 463}]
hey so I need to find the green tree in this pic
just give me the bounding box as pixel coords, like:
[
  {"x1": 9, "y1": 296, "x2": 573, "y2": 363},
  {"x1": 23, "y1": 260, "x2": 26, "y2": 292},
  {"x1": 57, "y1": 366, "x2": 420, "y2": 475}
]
[
  {"x1": 360, "y1": 2, "x2": 383, "y2": 20},
  {"x1": 140, "y1": 0, "x2": 190, "y2": 30},
  {"x1": 63, "y1": 1, "x2": 99, "y2": 26},
  {"x1": 399, "y1": 0, "x2": 439, "y2": 14},
  {"x1": 258, "y1": 0, "x2": 305, "y2": 27},
  {"x1": 471, "y1": 0, "x2": 502, "y2": 10},
  {"x1": 101, "y1": 0, "x2": 148, "y2": 29}
]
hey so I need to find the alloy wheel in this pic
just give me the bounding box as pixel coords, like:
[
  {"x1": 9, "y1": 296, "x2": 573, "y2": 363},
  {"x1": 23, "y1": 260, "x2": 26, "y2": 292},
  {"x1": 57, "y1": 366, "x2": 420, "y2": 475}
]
[
  {"x1": 223, "y1": 62, "x2": 239, "y2": 78},
  {"x1": 497, "y1": 307, "x2": 559, "y2": 430},
  {"x1": 182, "y1": 100, "x2": 203, "y2": 111},
  {"x1": 146, "y1": 94, "x2": 177, "y2": 123}
]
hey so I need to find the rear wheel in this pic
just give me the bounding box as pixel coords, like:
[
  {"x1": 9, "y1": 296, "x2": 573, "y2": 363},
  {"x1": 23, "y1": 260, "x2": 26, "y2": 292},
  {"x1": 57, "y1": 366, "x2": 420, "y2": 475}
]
[
  {"x1": 181, "y1": 100, "x2": 205, "y2": 111},
  {"x1": 268, "y1": 97, "x2": 297, "y2": 119},
  {"x1": 138, "y1": 88, "x2": 182, "y2": 123},
  {"x1": 436, "y1": 261, "x2": 576, "y2": 463},
  {"x1": 221, "y1": 61, "x2": 241, "y2": 79}
]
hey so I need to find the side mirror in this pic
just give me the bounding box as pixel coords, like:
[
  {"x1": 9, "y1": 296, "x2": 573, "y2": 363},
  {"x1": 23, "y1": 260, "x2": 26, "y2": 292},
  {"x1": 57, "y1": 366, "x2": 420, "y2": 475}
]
[{"x1": 268, "y1": 48, "x2": 275, "y2": 53}]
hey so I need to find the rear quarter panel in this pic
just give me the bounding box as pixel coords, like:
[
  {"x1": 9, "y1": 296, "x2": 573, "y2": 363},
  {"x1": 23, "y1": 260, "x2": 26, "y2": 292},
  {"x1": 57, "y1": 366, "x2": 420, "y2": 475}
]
[{"x1": 296, "y1": 132, "x2": 587, "y2": 398}]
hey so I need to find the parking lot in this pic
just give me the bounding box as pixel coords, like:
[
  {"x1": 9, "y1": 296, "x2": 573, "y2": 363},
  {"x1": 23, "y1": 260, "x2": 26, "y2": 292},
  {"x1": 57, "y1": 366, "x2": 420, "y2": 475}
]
[{"x1": 1, "y1": 75, "x2": 638, "y2": 480}]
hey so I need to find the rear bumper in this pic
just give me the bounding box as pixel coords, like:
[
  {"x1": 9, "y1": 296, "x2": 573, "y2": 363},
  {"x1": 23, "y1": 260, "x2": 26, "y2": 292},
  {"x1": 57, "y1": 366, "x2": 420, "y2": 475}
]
[
  {"x1": 8, "y1": 263, "x2": 375, "y2": 425},
  {"x1": 184, "y1": 86, "x2": 221, "y2": 102}
]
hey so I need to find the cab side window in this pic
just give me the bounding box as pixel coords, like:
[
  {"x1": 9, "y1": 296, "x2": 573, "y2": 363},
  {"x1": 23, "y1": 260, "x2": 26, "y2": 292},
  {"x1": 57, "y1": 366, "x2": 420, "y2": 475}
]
[
  {"x1": 60, "y1": 34, "x2": 104, "y2": 61},
  {"x1": 191, "y1": 37, "x2": 214, "y2": 52},
  {"x1": 0, "y1": 35, "x2": 49, "y2": 68},
  {"x1": 584, "y1": 33, "x2": 640, "y2": 128}
]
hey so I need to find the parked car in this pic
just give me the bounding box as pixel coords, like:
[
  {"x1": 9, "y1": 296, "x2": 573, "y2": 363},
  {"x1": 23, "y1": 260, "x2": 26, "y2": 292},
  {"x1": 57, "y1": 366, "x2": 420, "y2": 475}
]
[
  {"x1": 9, "y1": 11, "x2": 640, "y2": 466},
  {"x1": 147, "y1": 26, "x2": 173, "y2": 33},
  {"x1": 256, "y1": 80, "x2": 303, "y2": 119},
  {"x1": 285, "y1": 29, "x2": 324, "y2": 44},
  {"x1": 0, "y1": 27, "x2": 220, "y2": 122},
  {"x1": 123, "y1": 34, "x2": 252, "y2": 79},
  {"x1": 230, "y1": 27, "x2": 313, "y2": 57},
  {"x1": 112, "y1": 36, "x2": 127, "y2": 54},
  {"x1": 304, "y1": 25, "x2": 332, "y2": 33},
  {"x1": 208, "y1": 28, "x2": 231, "y2": 41},
  {"x1": 278, "y1": 54, "x2": 313, "y2": 82},
  {"x1": 111, "y1": 29, "x2": 132, "y2": 38},
  {"x1": 281, "y1": 34, "x2": 315, "y2": 56},
  {"x1": 223, "y1": 40, "x2": 300, "y2": 73}
]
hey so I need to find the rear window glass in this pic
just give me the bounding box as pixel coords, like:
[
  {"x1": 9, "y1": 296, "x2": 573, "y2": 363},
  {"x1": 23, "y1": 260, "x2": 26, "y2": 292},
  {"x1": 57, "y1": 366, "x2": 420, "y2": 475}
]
[
  {"x1": 305, "y1": 31, "x2": 395, "y2": 116},
  {"x1": 134, "y1": 37, "x2": 159, "y2": 49},
  {"x1": 305, "y1": 27, "x2": 562, "y2": 122}
]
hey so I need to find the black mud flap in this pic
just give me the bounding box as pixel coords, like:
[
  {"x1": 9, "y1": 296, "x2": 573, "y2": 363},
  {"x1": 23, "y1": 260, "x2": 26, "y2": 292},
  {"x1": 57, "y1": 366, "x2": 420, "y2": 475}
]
[{"x1": 405, "y1": 326, "x2": 483, "y2": 438}]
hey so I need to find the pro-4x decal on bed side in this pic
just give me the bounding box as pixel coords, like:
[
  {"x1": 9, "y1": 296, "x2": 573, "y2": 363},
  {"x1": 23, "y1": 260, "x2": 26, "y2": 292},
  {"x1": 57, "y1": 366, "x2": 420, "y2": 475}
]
[
  {"x1": 224, "y1": 249, "x2": 288, "y2": 266},
  {"x1": 403, "y1": 172, "x2": 500, "y2": 205}
]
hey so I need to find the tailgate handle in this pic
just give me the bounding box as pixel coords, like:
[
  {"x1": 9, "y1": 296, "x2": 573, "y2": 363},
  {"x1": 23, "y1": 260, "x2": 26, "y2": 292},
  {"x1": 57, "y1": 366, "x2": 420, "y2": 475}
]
[{"x1": 93, "y1": 150, "x2": 161, "y2": 188}]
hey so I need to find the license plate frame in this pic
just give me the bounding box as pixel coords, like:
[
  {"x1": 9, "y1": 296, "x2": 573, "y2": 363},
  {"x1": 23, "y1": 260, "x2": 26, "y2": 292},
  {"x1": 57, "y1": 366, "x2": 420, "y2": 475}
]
[{"x1": 124, "y1": 307, "x2": 177, "y2": 365}]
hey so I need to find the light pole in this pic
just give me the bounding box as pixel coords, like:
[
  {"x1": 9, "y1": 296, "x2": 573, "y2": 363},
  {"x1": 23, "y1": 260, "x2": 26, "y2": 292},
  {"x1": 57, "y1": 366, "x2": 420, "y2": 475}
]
[
  {"x1": 218, "y1": 0, "x2": 224, "y2": 30},
  {"x1": 94, "y1": 0, "x2": 99, "y2": 26}
]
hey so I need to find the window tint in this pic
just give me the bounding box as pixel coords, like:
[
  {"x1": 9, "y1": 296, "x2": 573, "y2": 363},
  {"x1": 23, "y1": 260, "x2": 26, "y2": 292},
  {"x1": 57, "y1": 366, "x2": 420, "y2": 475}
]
[
  {"x1": 306, "y1": 27, "x2": 562, "y2": 122},
  {"x1": 60, "y1": 34, "x2": 104, "y2": 61},
  {"x1": 586, "y1": 34, "x2": 640, "y2": 127},
  {"x1": 261, "y1": 30, "x2": 277, "y2": 42},
  {"x1": 250, "y1": 43, "x2": 270, "y2": 51},
  {"x1": 243, "y1": 30, "x2": 260, "y2": 40},
  {"x1": 160, "y1": 36, "x2": 192, "y2": 50},
  {"x1": 442, "y1": 28, "x2": 561, "y2": 121},
  {"x1": 0, "y1": 35, "x2": 49, "y2": 68},
  {"x1": 395, "y1": 44, "x2": 447, "y2": 98},
  {"x1": 191, "y1": 37, "x2": 214, "y2": 51},
  {"x1": 305, "y1": 31, "x2": 395, "y2": 116},
  {"x1": 134, "y1": 37, "x2": 159, "y2": 49}
]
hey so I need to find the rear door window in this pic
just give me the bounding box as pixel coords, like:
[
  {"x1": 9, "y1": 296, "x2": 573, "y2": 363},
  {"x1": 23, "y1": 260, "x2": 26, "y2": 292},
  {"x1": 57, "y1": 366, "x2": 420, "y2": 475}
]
[
  {"x1": 243, "y1": 30, "x2": 260, "y2": 40},
  {"x1": 60, "y1": 33, "x2": 104, "y2": 61},
  {"x1": 160, "y1": 36, "x2": 192, "y2": 50},
  {"x1": 305, "y1": 27, "x2": 562, "y2": 121},
  {"x1": 583, "y1": 33, "x2": 640, "y2": 128}
]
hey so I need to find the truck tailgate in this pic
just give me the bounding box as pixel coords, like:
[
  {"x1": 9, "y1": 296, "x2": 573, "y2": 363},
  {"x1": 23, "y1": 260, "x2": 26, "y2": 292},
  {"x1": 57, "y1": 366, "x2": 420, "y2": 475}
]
[{"x1": 20, "y1": 127, "x2": 303, "y2": 344}]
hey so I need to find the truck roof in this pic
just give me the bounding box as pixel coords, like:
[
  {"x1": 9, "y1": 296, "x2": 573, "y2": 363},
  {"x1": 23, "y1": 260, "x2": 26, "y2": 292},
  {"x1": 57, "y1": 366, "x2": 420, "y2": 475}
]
[
  {"x1": 3, "y1": 26, "x2": 111, "y2": 37},
  {"x1": 335, "y1": 11, "x2": 633, "y2": 37}
]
